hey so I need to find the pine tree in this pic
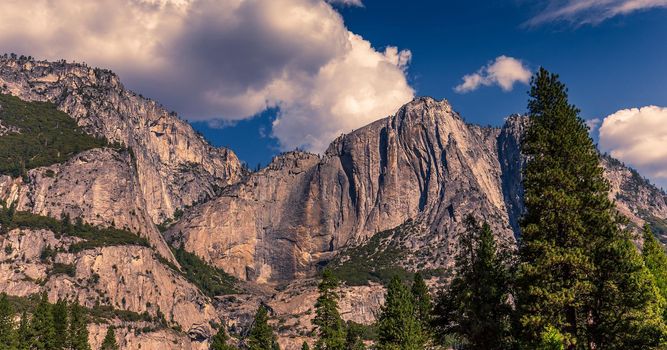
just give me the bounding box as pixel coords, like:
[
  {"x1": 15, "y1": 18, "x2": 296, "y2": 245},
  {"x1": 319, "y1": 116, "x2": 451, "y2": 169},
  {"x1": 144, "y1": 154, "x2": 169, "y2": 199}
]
[
  {"x1": 31, "y1": 292, "x2": 56, "y2": 350},
  {"x1": 313, "y1": 269, "x2": 346, "y2": 350},
  {"x1": 516, "y1": 67, "x2": 667, "y2": 349},
  {"x1": 410, "y1": 273, "x2": 432, "y2": 332},
  {"x1": 52, "y1": 298, "x2": 68, "y2": 350},
  {"x1": 432, "y1": 217, "x2": 512, "y2": 350},
  {"x1": 301, "y1": 341, "x2": 311, "y2": 350},
  {"x1": 376, "y1": 276, "x2": 425, "y2": 350},
  {"x1": 17, "y1": 310, "x2": 31, "y2": 350},
  {"x1": 0, "y1": 293, "x2": 17, "y2": 349},
  {"x1": 344, "y1": 322, "x2": 366, "y2": 350},
  {"x1": 68, "y1": 300, "x2": 91, "y2": 350},
  {"x1": 247, "y1": 305, "x2": 279, "y2": 350},
  {"x1": 642, "y1": 225, "x2": 667, "y2": 321},
  {"x1": 100, "y1": 326, "x2": 119, "y2": 350},
  {"x1": 210, "y1": 325, "x2": 236, "y2": 350}
]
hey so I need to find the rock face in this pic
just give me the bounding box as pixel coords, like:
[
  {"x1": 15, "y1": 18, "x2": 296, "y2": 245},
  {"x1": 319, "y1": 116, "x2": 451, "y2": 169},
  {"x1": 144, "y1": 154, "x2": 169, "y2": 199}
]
[
  {"x1": 168, "y1": 98, "x2": 667, "y2": 283},
  {"x1": 0, "y1": 56, "x2": 245, "y2": 223}
]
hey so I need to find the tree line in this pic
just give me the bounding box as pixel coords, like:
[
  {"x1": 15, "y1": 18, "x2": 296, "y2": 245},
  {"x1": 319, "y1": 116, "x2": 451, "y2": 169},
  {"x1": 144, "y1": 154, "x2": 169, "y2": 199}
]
[{"x1": 0, "y1": 292, "x2": 119, "y2": 350}]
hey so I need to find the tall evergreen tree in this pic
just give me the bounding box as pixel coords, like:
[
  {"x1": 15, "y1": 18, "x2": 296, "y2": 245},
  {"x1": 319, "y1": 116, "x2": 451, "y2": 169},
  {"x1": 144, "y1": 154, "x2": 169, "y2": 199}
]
[
  {"x1": 31, "y1": 292, "x2": 56, "y2": 350},
  {"x1": 210, "y1": 325, "x2": 236, "y2": 350},
  {"x1": 246, "y1": 305, "x2": 279, "y2": 350},
  {"x1": 376, "y1": 276, "x2": 425, "y2": 350},
  {"x1": 432, "y1": 217, "x2": 512, "y2": 350},
  {"x1": 313, "y1": 269, "x2": 346, "y2": 350},
  {"x1": 516, "y1": 67, "x2": 667, "y2": 349},
  {"x1": 410, "y1": 273, "x2": 432, "y2": 332},
  {"x1": 0, "y1": 293, "x2": 17, "y2": 349},
  {"x1": 100, "y1": 326, "x2": 119, "y2": 350},
  {"x1": 642, "y1": 225, "x2": 667, "y2": 320},
  {"x1": 17, "y1": 310, "x2": 31, "y2": 350},
  {"x1": 68, "y1": 300, "x2": 91, "y2": 350},
  {"x1": 52, "y1": 298, "x2": 68, "y2": 350},
  {"x1": 344, "y1": 322, "x2": 366, "y2": 350}
]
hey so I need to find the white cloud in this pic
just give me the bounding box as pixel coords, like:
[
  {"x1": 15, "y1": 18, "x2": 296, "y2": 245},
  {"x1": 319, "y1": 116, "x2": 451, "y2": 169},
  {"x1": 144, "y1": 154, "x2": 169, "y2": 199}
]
[
  {"x1": 585, "y1": 118, "x2": 601, "y2": 132},
  {"x1": 326, "y1": 0, "x2": 364, "y2": 6},
  {"x1": 527, "y1": 0, "x2": 667, "y2": 26},
  {"x1": 0, "y1": 0, "x2": 412, "y2": 152},
  {"x1": 454, "y1": 56, "x2": 532, "y2": 93},
  {"x1": 599, "y1": 106, "x2": 667, "y2": 189}
]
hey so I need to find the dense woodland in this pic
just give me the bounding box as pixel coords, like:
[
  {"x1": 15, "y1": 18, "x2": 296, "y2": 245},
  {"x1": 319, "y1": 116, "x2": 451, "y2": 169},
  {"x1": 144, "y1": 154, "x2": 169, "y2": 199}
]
[{"x1": 1, "y1": 70, "x2": 667, "y2": 349}]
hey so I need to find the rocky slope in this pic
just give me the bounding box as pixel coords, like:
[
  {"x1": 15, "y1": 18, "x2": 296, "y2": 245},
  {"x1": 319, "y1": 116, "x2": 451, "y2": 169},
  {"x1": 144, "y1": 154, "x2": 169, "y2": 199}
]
[{"x1": 0, "y1": 56, "x2": 245, "y2": 224}]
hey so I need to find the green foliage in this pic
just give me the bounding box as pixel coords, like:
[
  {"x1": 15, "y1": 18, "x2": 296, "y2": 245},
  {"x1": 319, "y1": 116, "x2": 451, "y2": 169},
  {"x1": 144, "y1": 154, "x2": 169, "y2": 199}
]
[
  {"x1": 52, "y1": 299, "x2": 69, "y2": 349},
  {"x1": 538, "y1": 326, "x2": 565, "y2": 350},
  {"x1": 50, "y1": 263, "x2": 76, "y2": 278},
  {"x1": 376, "y1": 276, "x2": 425, "y2": 350},
  {"x1": 313, "y1": 269, "x2": 346, "y2": 350},
  {"x1": 31, "y1": 293, "x2": 56, "y2": 350},
  {"x1": 247, "y1": 305, "x2": 279, "y2": 350},
  {"x1": 410, "y1": 273, "x2": 432, "y2": 332},
  {"x1": 302, "y1": 341, "x2": 311, "y2": 350},
  {"x1": 68, "y1": 300, "x2": 91, "y2": 350},
  {"x1": 643, "y1": 225, "x2": 667, "y2": 320},
  {"x1": 344, "y1": 322, "x2": 366, "y2": 350},
  {"x1": 432, "y1": 217, "x2": 512, "y2": 350},
  {"x1": 100, "y1": 326, "x2": 119, "y2": 350},
  {"x1": 0, "y1": 204, "x2": 149, "y2": 251},
  {"x1": 172, "y1": 246, "x2": 237, "y2": 297},
  {"x1": 0, "y1": 293, "x2": 17, "y2": 349},
  {"x1": 210, "y1": 326, "x2": 236, "y2": 350},
  {"x1": 329, "y1": 221, "x2": 416, "y2": 286},
  {"x1": 0, "y1": 93, "x2": 108, "y2": 177},
  {"x1": 516, "y1": 68, "x2": 667, "y2": 349}
]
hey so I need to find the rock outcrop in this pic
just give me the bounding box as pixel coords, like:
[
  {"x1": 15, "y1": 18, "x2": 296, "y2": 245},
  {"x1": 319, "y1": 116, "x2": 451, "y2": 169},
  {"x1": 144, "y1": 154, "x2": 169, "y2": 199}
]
[{"x1": 0, "y1": 56, "x2": 245, "y2": 223}]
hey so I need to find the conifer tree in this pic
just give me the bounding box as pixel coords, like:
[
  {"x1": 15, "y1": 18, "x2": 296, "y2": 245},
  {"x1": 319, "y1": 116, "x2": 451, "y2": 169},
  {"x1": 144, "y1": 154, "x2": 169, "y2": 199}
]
[
  {"x1": 31, "y1": 292, "x2": 56, "y2": 350},
  {"x1": 52, "y1": 298, "x2": 69, "y2": 350},
  {"x1": 642, "y1": 225, "x2": 667, "y2": 320},
  {"x1": 313, "y1": 269, "x2": 346, "y2": 350},
  {"x1": 0, "y1": 293, "x2": 17, "y2": 349},
  {"x1": 432, "y1": 217, "x2": 512, "y2": 350},
  {"x1": 516, "y1": 67, "x2": 667, "y2": 349},
  {"x1": 247, "y1": 305, "x2": 279, "y2": 350},
  {"x1": 100, "y1": 326, "x2": 119, "y2": 350},
  {"x1": 68, "y1": 299, "x2": 91, "y2": 350},
  {"x1": 210, "y1": 325, "x2": 236, "y2": 350},
  {"x1": 17, "y1": 310, "x2": 31, "y2": 350},
  {"x1": 410, "y1": 273, "x2": 432, "y2": 332},
  {"x1": 344, "y1": 322, "x2": 366, "y2": 350},
  {"x1": 301, "y1": 341, "x2": 310, "y2": 350},
  {"x1": 376, "y1": 276, "x2": 424, "y2": 350}
]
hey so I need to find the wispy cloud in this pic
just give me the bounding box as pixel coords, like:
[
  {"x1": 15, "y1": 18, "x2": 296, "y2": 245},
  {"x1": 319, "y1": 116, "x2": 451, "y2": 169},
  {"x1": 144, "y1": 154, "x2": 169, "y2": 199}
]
[
  {"x1": 326, "y1": 0, "x2": 363, "y2": 6},
  {"x1": 527, "y1": 0, "x2": 667, "y2": 26},
  {"x1": 454, "y1": 56, "x2": 531, "y2": 93}
]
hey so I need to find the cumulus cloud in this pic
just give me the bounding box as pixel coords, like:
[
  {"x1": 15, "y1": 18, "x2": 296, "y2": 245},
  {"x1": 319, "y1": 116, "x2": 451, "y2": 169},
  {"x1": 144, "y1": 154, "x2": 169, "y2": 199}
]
[
  {"x1": 0, "y1": 0, "x2": 412, "y2": 152},
  {"x1": 585, "y1": 118, "x2": 601, "y2": 132},
  {"x1": 527, "y1": 0, "x2": 667, "y2": 26},
  {"x1": 599, "y1": 106, "x2": 667, "y2": 189},
  {"x1": 454, "y1": 56, "x2": 532, "y2": 93}
]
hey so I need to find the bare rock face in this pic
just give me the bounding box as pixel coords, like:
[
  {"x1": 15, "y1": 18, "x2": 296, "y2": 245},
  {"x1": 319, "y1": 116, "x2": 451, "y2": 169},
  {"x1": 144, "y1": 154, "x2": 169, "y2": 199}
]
[
  {"x1": 0, "y1": 148, "x2": 174, "y2": 261},
  {"x1": 0, "y1": 57, "x2": 245, "y2": 223},
  {"x1": 0, "y1": 227, "x2": 217, "y2": 338},
  {"x1": 169, "y1": 97, "x2": 667, "y2": 283}
]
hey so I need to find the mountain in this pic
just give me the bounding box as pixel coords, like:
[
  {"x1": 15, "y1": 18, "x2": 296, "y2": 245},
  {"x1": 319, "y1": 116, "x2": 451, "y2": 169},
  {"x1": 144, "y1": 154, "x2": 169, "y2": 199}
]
[{"x1": 0, "y1": 56, "x2": 665, "y2": 349}]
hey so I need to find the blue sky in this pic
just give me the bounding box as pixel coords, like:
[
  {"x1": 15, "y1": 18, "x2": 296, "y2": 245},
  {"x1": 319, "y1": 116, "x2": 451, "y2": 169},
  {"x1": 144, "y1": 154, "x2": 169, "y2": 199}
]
[{"x1": 193, "y1": 0, "x2": 667, "y2": 171}]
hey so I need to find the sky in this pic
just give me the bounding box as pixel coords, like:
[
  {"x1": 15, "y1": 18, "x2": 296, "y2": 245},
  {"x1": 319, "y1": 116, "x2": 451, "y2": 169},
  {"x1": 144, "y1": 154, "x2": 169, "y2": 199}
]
[{"x1": 0, "y1": 0, "x2": 665, "y2": 187}]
